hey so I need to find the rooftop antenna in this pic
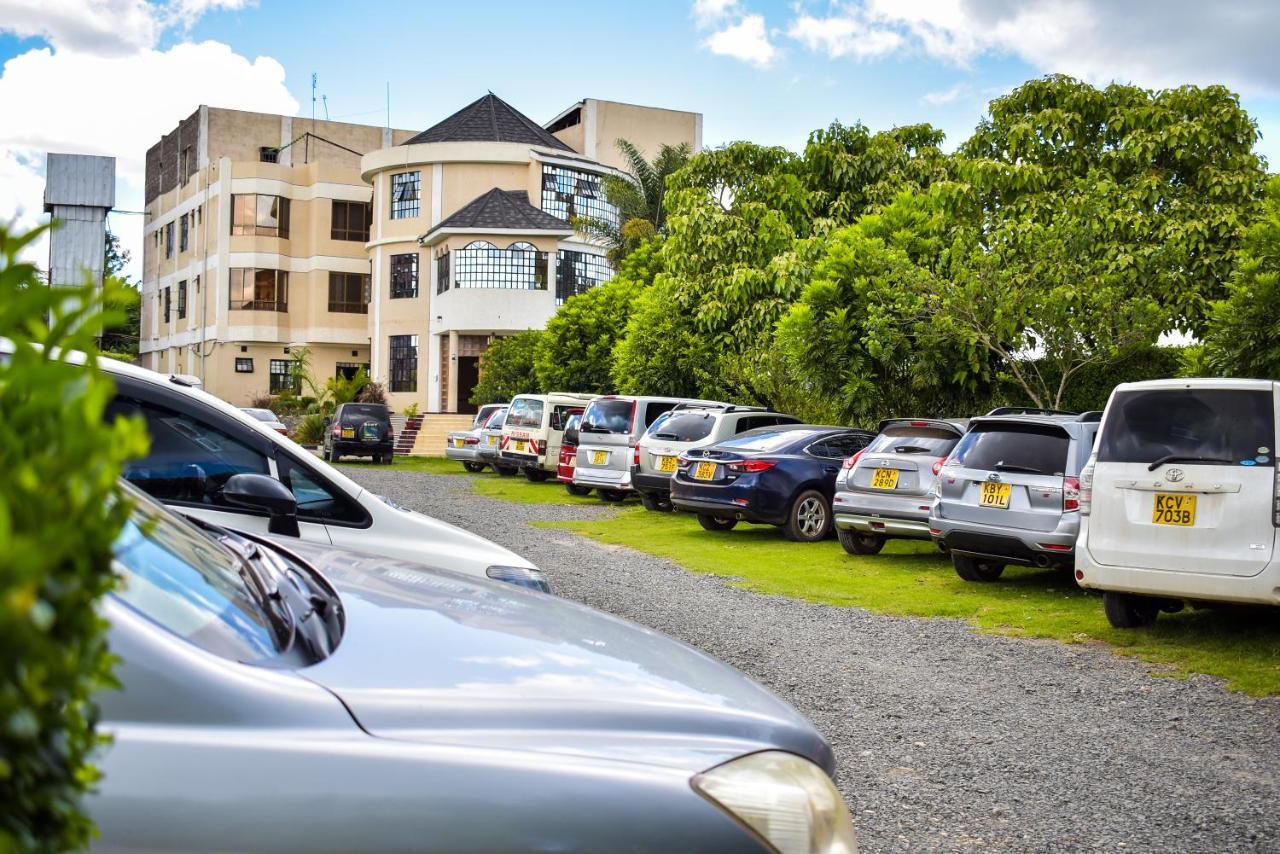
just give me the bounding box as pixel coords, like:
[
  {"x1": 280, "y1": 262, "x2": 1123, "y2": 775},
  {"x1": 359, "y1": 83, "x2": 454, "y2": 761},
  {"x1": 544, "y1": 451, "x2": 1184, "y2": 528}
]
[
  {"x1": 310, "y1": 72, "x2": 317, "y2": 124},
  {"x1": 322, "y1": 93, "x2": 329, "y2": 120}
]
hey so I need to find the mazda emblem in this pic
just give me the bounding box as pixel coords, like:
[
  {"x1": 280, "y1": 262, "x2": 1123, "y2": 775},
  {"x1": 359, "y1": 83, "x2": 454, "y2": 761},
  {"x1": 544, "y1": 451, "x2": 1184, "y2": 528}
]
[{"x1": 1166, "y1": 468, "x2": 1185, "y2": 482}]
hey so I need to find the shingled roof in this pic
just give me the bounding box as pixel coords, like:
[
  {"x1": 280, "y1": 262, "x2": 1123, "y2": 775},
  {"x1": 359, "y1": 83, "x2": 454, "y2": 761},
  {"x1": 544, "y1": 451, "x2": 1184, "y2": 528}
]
[
  {"x1": 404, "y1": 93, "x2": 574, "y2": 151},
  {"x1": 420, "y1": 189, "x2": 573, "y2": 244}
]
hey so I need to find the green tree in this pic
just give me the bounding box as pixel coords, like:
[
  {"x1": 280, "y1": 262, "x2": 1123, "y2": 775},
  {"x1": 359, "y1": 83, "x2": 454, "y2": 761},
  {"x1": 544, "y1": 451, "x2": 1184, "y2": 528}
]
[
  {"x1": 470, "y1": 330, "x2": 544, "y2": 405},
  {"x1": 99, "y1": 230, "x2": 140, "y2": 359},
  {"x1": 1201, "y1": 175, "x2": 1280, "y2": 378},
  {"x1": 0, "y1": 223, "x2": 148, "y2": 849},
  {"x1": 535, "y1": 276, "x2": 644, "y2": 394},
  {"x1": 611, "y1": 275, "x2": 721, "y2": 399},
  {"x1": 576, "y1": 139, "x2": 691, "y2": 264}
]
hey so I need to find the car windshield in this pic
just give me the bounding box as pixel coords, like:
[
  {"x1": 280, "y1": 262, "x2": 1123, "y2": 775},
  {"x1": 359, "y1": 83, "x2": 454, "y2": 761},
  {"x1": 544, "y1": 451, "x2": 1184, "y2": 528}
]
[
  {"x1": 112, "y1": 495, "x2": 282, "y2": 663},
  {"x1": 580, "y1": 399, "x2": 634, "y2": 434},
  {"x1": 484, "y1": 407, "x2": 508, "y2": 429},
  {"x1": 1097, "y1": 388, "x2": 1276, "y2": 468},
  {"x1": 649, "y1": 411, "x2": 717, "y2": 442},
  {"x1": 717, "y1": 430, "x2": 807, "y2": 453},
  {"x1": 950, "y1": 423, "x2": 1070, "y2": 476},
  {"x1": 864, "y1": 424, "x2": 960, "y2": 456},
  {"x1": 507, "y1": 398, "x2": 545, "y2": 428},
  {"x1": 338, "y1": 404, "x2": 389, "y2": 427}
]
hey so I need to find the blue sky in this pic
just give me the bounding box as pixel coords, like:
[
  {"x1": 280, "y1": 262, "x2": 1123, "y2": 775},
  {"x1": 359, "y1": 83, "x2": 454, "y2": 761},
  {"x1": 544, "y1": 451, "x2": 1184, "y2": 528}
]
[{"x1": 1, "y1": 0, "x2": 1277, "y2": 275}]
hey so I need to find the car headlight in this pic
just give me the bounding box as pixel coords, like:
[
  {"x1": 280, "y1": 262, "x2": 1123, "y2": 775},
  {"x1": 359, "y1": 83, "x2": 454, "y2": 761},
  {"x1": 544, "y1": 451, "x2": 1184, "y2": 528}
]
[
  {"x1": 486, "y1": 565, "x2": 552, "y2": 594},
  {"x1": 692, "y1": 751, "x2": 857, "y2": 854}
]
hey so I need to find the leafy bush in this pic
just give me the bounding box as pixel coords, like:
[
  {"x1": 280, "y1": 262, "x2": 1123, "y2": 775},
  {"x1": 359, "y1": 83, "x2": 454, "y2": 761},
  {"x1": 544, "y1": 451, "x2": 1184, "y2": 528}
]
[
  {"x1": 0, "y1": 223, "x2": 148, "y2": 848},
  {"x1": 356, "y1": 381, "x2": 387, "y2": 405},
  {"x1": 294, "y1": 413, "x2": 326, "y2": 445},
  {"x1": 470, "y1": 330, "x2": 543, "y2": 405},
  {"x1": 403, "y1": 402, "x2": 421, "y2": 418},
  {"x1": 249, "y1": 392, "x2": 274, "y2": 409}
]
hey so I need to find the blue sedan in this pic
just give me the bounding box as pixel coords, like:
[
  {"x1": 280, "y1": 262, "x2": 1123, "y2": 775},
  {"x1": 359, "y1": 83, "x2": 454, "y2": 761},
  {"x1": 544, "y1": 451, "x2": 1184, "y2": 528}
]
[{"x1": 670, "y1": 425, "x2": 875, "y2": 541}]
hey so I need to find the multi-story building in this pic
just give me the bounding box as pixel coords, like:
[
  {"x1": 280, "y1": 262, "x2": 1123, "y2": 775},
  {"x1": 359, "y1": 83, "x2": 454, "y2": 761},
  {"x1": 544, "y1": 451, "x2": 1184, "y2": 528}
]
[{"x1": 140, "y1": 96, "x2": 700, "y2": 412}]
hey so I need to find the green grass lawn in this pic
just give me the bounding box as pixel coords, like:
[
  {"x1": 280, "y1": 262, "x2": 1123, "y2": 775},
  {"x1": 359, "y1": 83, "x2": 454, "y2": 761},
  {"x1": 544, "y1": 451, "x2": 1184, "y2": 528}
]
[{"x1": 343, "y1": 457, "x2": 1280, "y2": 695}]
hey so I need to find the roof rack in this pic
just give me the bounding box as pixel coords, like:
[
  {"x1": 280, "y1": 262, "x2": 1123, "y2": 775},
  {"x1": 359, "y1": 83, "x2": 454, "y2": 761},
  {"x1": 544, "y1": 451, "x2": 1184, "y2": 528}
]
[
  {"x1": 985, "y1": 406, "x2": 1078, "y2": 417},
  {"x1": 670, "y1": 402, "x2": 767, "y2": 413}
]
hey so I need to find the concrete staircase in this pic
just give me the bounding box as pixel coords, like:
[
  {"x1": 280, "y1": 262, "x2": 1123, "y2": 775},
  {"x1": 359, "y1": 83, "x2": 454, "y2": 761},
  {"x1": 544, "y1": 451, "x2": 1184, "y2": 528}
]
[
  {"x1": 409, "y1": 414, "x2": 474, "y2": 456},
  {"x1": 393, "y1": 415, "x2": 422, "y2": 456}
]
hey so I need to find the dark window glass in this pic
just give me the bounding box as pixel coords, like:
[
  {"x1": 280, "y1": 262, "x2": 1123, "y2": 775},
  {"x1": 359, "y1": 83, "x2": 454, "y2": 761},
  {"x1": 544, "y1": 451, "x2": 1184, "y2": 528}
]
[
  {"x1": 549, "y1": 405, "x2": 583, "y2": 431},
  {"x1": 106, "y1": 396, "x2": 270, "y2": 506},
  {"x1": 388, "y1": 335, "x2": 417, "y2": 392},
  {"x1": 269, "y1": 359, "x2": 297, "y2": 394},
  {"x1": 176, "y1": 280, "x2": 187, "y2": 319},
  {"x1": 541, "y1": 165, "x2": 619, "y2": 229},
  {"x1": 260, "y1": 146, "x2": 279, "y2": 163},
  {"x1": 231, "y1": 194, "x2": 290, "y2": 238},
  {"x1": 436, "y1": 252, "x2": 450, "y2": 294},
  {"x1": 1097, "y1": 389, "x2": 1276, "y2": 468},
  {"x1": 179, "y1": 213, "x2": 189, "y2": 252},
  {"x1": 863, "y1": 424, "x2": 962, "y2": 457},
  {"x1": 452, "y1": 241, "x2": 549, "y2": 291},
  {"x1": 649, "y1": 412, "x2": 717, "y2": 442},
  {"x1": 390, "y1": 253, "x2": 419, "y2": 299},
  {"x1": 235, "y1": 357, "x2": 254, "y2": 373},
  {"x1": 580, "y1": 399, "x2": 634, "y2": 434},
  {"x1": 555, "y1": 249, "x2": 612, "y2": 305},
  {"x1": 390, "y1": 171, "x2": 420, "y2": 219},
  {"x1": 331, "y1": 200, "x2": 371, "y2": 241},
  {"x1": 817, "y1": 434, "x2": 868, "y2": 459},
  {"x1": 163, "y1": 286, "x2": 171, "y2": 322},
  {"x1": 275, "y1": 454, "x2": 367, "y2": 525},
  {"x1": 951, "y1": 423, "x2": 1071, "y2": 476},
  {"x1": 643, "y1": 401, "x2": 676, "y2": 427},
  {"x1": 328, "y1": 271, "x2": 370, "y2": 313},
  {"x1": 164, "y1": 222, "x2": 174, "y2": 258},
  {"x1": 506, "y1": 397, "x2": 545, "y2": 428},
  {"x1": 229, "y1": 268, "x2": 288, "y2": 312},
  {"x1": 337, "y1": 404, "x2": 391, "y2": 426}
]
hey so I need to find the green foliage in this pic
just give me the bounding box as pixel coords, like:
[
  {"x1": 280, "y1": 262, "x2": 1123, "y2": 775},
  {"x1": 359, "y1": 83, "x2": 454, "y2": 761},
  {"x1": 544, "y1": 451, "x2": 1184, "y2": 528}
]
[
  {"x1": 321, "y1": 368, "x2": 371, "y2": 416},
  {"x1": 403, "y1": 402, "x2": 421, "y2": 418},
  {"x1": 1201, "y1": 176, "x2": 1280, "y2": 379},
  {"x1": 612, "y1": 276, "x2": 721, "y2": 399},
  {"x1": 294, "y1": 413, "x2": 325, "y2": 444},
  {"x1": 535, "y1": 276, "x2": 643, "y2": 394},
  {"x1": 355, "y1": 381, "x2": 387, "y2": 406},
  {"x1": 99, "y1": 231, "x2": 139, "y2": 360},
  {"x1": 470, "y1": 330, "x2": 543, "y2": 405},
  {"x1": 575, "y1": 139, "x2": 692, "y2": 264},
  {"x1": 287, "y1": 346, "x2": 321, "y2": 399},
  {"x1": 0, "y1": 223, "x2": 149, "y2": 849}
]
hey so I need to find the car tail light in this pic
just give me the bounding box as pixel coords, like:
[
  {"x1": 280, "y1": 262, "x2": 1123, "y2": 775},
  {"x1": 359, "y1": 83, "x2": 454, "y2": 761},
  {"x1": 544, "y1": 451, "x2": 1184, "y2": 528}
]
[
  {"x1": 332, "y1": 424, "x2": 341, "y2": 436},
  {"x1": 633, "y1": 445, "x2": 640, "y2": 466},
  {"x1": 464, "y1": 436, "x2": 479, "y2": 445},
  {"x1": 1079, "y1": 460, "x2": 1094, "y2": 516},
  {"x1": 932, "y1": 456, "x2": 948, "y2": 476},
  {"x1": 728, "y1": 459, "x2": 777, "y2": 474},
  {"x1": 1063, "y1": 475, "x2": 1081, "y2": 512},
  {"x1": 842, "y1": 449, "x2": 865, "y2": 471},
  {"x1": 1039, "y1": 543, "x2": 1073, "y2": 551}
]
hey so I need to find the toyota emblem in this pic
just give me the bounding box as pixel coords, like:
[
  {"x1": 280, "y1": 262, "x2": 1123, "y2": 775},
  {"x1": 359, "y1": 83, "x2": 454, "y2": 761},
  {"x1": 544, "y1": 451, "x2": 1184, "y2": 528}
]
[
  {"x1": 1166, "y1": 468, "x2": 1185, "y2": 482},
  {"x1": 987, "y1": 472, "x2": 1001, "y2": 482}
]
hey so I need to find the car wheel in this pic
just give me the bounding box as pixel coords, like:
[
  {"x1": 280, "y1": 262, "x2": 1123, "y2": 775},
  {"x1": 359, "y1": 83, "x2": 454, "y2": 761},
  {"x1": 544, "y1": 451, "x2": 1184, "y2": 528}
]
[
  {"x1": 524, "y1": 468, "x2": 551, "y2": 482},
  {"x1": 565, "y1": 483, "x2": 592, "y2": 496},
  {"x1": 784, "y1": 490, "x2": 831, "y2": 542},
  {"x1": 838, "y1": 529, "x2": 884, "y2": 555},
  {"x1": 599, "y1": 489, "x2": 628, "y2": 502},
  {"x1": 952, "y1": 554, "x2": 1005, "y2": 582},
  {"x1": 1103, "y1": 591, "x2": 1161, "y2": 628},
  {"x1": 329, "y1": 449, "x2": 340, "y2": 464},
  {"x1": 936, "y1": 541, "x2": 950, "y2": 555},
  {"x1": 640, "y1": 493, "x2": 673, "y2": 512},
  {"x1": 697, "y1": 514, "x2": 738, "y2": 532},
  {"x1": 463, "y1": 461, "x2": 486, "y2": 473}
]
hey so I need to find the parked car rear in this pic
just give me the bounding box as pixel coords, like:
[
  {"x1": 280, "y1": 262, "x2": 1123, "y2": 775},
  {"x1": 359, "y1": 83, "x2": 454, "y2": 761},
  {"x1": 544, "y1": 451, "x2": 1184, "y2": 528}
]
[
  {"x1": 445, "y1": 403, "x2": 505, "y2": 472},
  {"x1": 1076, "y1": 379, "x2": 1280, "y2": 627},
  {"x1": 670, "y1": 425, "x2": 874, "y2": 541},
  {"x1": 833, "y1": 418, "x2": 967, "y2": 555},
  {"x1": 499, "y1": 393, "x2": 593, "y2": 480},
  {"x1": 323, "y1": 403, "x2": 394, "y2": 464},
  {"x1": 930, "y1": 409, "x2": 1100, "y2": 581},
  {"x1": 635, "y1": 404, "x2": 801, "y2": 512},
  {"x1": 241, "y1": 407, "x2": 288, "y2": 436},
  {"x1": 475, "y1": 405, "x2": 511, "y2": 473},
  {"x1": 556, "y1": 413, "x2": 592, "y2": 495}
]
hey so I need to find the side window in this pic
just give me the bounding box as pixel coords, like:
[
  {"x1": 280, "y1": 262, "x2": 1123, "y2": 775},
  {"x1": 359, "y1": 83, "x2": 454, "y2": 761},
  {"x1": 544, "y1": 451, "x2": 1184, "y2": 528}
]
[
  {"x1": 827, "y1": 434, "x2": 867, "y2": 459},
  {"x1": 275, "y1": 454, "x2": 368, "y2": 526},
  {"x1": 644, "y1": 401, "x2": 676, "y2": 427},
  {"x1": 806, "y1": 439, "x2": 834, "y2": 459},
  {"x1": 106, "y1": 396, "x2": 269, "y2": 507}
]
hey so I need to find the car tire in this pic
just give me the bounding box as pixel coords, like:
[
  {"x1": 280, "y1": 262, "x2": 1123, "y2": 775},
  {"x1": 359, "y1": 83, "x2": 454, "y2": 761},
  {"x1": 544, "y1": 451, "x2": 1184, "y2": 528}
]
[
  {"x1": 329, "y1": 448, "x2": 340, "y2": 464},
  {"x1": 463, "y1": 461, "x2": 486, "y2": 473},
  {"x1": 838, "y1": 529, "x2": 884, "y2": 555},
  {"x1": 640, "y1": 493, "x2": 673, "y2": 512},
  {"x1": 524, "y1": 469, "x2": 551, "y2": 482},
  {"x1": 697, "y1": 514, "x2": 738, "y2": 532},
  {"x1": 494, "y1": 464, "x2": 518, "y2": 476},
  {"x1": 1103, "y1": 591, "x2": 1161, "y2": 628},
  {"x1": 565, "y1": 483, "x2": 592, "y2": 496},
  {"x1": 599, "y1": 489, "x2": 628, "y2": 502},
  {"x1": 784, "y1": 490, "x2": 831, "y2": 542},
  {"x1": 383, "y1": 454, "x2": 394, "y2": 465},
  {"x1": 952, "y1": 554, "x2": 1005, "y2": 582}
]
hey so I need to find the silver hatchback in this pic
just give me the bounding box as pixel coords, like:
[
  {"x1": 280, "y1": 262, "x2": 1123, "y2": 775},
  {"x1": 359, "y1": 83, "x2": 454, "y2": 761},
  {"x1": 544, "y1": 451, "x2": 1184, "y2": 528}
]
[
  {"x1": 833, "y1": 418, "x2": 968, "y2": 555},
  {"x1": 930, "y1": 408, "x2": 1101, "y2": 581}
]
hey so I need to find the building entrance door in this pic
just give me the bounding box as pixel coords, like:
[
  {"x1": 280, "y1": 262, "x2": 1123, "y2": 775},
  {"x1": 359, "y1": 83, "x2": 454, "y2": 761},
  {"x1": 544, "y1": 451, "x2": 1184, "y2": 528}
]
[{"x1": 456, "y1": 356, "x2": 480, "y2": 414}]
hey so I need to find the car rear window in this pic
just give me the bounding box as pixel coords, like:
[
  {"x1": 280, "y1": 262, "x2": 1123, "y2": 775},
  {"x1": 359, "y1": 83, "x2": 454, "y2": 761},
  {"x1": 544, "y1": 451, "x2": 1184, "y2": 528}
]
[
  {"x1": 484, "y1": 407, "x2": 507, "y2": 429},
  {"x1": 1097, "y1": 388, "x2": 1276, "y2": 468},
  {"x1": 717, "y1": 430, "x2": 807, "y2": 453},
  {"x1": 339, "y1": 404, "x2": 389, "y2": 426},
  {"x1": 864, "y1": 424, "x2": 960, "y2": 457},
  {"x1": 580, "y1": 398, "x2": 634, "y2": 434},
  {"x1": 507, "y1": 398, "x2": 544, "y2": 428},
  {"x1": 649, "y1": 412, "x2": 717, "y2": 442},
  {"x1": 951, "y1": 423, "x2": 1070, "y2": 476}
]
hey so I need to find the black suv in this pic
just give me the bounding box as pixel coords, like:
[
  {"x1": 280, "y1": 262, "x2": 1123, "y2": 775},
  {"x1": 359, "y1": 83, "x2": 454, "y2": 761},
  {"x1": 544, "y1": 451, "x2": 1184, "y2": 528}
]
[{"x1": 323, "y1": 403, "x2": 394, "y2": 463}]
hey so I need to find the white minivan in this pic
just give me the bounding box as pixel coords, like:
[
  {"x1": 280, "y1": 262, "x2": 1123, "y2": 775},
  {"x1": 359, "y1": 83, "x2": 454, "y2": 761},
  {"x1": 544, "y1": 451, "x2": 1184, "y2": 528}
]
[
  {"x1": 1076, "y1": 378, "x2": 1280, "y2": 627},
  {"x1": 498, "y1": 392, "x2": 595, "y2": 481}
]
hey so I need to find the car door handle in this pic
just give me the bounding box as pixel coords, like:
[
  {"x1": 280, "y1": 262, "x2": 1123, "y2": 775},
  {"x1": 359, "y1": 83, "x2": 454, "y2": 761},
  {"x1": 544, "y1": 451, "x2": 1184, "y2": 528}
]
[{"x1": 823, "y1": 466, "x2": 839, "y2": 475}]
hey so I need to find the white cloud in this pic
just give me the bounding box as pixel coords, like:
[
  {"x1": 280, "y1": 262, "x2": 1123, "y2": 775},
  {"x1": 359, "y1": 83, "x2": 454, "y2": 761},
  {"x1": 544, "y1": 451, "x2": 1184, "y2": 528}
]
[
  {"x1": 0, "y1": 1, "x2": 294, "y2": 276},
  {"x1": 704, "y1": 14, "x2": 777, "y2": 68},
  {"x1": 783, "y1": 0, "x2": 1280, "y2": 96},
  {"x1": 692, "y1": 0, "x2": 738, "y2": 28},
  {"x1": 921, "y1": 82, "x2": 970, "y2": 105},
  {"x1": 0, "y1": 0, "x2": 160, "y2": 55}
]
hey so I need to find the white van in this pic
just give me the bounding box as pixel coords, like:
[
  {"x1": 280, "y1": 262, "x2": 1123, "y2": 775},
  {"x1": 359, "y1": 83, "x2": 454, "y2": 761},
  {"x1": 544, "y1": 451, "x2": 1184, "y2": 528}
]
[
  {"x1": 1076, "y1": 378, "x2": 1280, "y2": 627},
  {"x1": 498, "y1": 393, "x2": 595, "y2": 481}
]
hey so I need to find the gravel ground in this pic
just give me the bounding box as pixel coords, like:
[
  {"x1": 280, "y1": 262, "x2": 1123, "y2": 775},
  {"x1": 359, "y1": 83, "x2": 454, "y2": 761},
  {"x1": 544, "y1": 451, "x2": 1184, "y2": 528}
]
[{"x1": 345, "y1": 467, "x2": 1280, "y2": 853}]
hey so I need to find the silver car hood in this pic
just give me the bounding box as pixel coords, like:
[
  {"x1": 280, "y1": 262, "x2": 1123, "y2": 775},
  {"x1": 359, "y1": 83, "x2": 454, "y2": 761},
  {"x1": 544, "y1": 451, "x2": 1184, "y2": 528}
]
[{"x1": 286, "y1": 542, "x2": 834, "y2": 775}]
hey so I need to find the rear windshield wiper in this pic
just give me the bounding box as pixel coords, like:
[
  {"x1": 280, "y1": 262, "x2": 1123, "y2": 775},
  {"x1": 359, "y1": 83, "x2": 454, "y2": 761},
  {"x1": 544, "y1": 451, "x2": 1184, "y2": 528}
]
[
  {"x1": 893, "y1": 444, "x2": 931, "y2": 454},
  {"x1": 652, "y1": 432, "x2": 681, "y2": 440},
  {"x1": 1147, "y1": 454, "x2": 1236, "y2": 472},
  {"x1": 993, "y1": 462, "x2": 1044, "y2": 474}
]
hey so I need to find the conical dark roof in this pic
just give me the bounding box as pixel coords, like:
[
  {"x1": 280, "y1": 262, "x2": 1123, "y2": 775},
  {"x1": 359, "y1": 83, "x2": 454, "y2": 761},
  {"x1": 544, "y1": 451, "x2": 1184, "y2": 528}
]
[
  {"x1": 423, "y1": 189, "x2": 573, "y2": 242},
  {"x1": 405, "y1": 93, "x2": 573, "y2": 151}
]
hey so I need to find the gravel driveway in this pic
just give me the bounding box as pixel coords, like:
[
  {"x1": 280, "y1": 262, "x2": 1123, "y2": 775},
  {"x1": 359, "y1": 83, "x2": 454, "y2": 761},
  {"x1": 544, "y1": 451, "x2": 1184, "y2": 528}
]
[{"x1": 344, "y1": 467, "x2": 1280, "y2": 852}]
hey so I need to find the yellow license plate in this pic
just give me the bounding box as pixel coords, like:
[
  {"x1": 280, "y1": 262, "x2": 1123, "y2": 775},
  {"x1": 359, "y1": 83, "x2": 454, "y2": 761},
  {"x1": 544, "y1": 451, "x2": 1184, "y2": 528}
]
[
  {"x1": 658, "y1": 455, "x2": 677, "y2": 473},
  {"x1": 979, "y1": 482, "x2": 1012, "y2": 509},
  {"x1": 694, "y1": 461, "x2": 717, "y2": 481},
  {"x1": 515, "y1": 440, "x2": 527, "y2": 452},
  {"x1": 591, "y1": 450, "x2": 608, "y2": 465},
  {"x1": 1153, "y1": 493, "x2": 1196, "y2": 526},
  {"x1": 487, "y1": 436, "x2": 495, "y2": 446},
  {"x1": 452, "y1": 438, "x2": 464, "y2": 448},
  {"x1": 871, "y1": 468, "x2": 899, "y2": 490},
  {"x1": 341, "y1": 427, "x2": 355, "y2": 439}
]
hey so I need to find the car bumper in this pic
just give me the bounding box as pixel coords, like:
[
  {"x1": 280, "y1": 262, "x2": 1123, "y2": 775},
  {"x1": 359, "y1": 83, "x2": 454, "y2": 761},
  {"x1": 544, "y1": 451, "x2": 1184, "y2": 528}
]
[
  {"x1": 633, "y1": 470, "x2": 673, "y2": 496},
  {"x1": 333, "y1": 440, "x2": 393, "y2": 456},
  {"x1": 670, "y1": 493, "x2": 785, "y2": 526},
  {"x1": 477, "y1": 443, "x2": 501, "y2": 461},
  {"x1": 573, "y1": 465, "x2": 632, "y2": 490},
  {"x1": 444, "y1": 445, "x2": 480, "y2": 462},
  {"x1": 930, "y1": 514, "x2": 1078, "y2": 566},
  {"x1": 833, "y1": 490, "x2": 933, "y2": 539},
  {"x1": 499, "y1": 450, "x2": 548, "y2": 471}
]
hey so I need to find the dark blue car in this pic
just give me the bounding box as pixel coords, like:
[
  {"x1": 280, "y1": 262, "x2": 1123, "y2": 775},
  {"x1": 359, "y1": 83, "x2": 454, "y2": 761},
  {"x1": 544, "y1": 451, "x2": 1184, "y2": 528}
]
[{"x1": 670, "y1": 425, "x2": 874, "y2": 542}]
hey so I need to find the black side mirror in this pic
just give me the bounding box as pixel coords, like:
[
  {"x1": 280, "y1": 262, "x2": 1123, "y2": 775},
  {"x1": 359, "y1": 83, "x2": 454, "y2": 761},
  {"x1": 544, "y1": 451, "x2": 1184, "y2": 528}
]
[{"x1": 222, "y1": 473, "x2": 300, "y2": 537}]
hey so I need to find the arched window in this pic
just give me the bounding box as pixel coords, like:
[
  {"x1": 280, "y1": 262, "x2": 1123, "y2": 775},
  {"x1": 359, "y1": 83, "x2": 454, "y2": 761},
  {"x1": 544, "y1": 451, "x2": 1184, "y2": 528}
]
[{"x1": 452, "y1": 241, "x2": 549, "y2": 291}]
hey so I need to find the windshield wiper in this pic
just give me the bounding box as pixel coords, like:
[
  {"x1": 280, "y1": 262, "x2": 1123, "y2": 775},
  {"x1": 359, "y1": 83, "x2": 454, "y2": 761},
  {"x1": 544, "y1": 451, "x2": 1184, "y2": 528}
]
[
  {"x1": 1147, "y1": 454, "x2": 1236, "y2": 472},
  {"x1": 220, "y1": 536, "x2": 295, "y2": 652},
  {"x1": 894, "y1": 444, "x2": 931, "y2": 454},
  {"x1": 994, "y1": 462, "x2": 1044, "y2": 474}
]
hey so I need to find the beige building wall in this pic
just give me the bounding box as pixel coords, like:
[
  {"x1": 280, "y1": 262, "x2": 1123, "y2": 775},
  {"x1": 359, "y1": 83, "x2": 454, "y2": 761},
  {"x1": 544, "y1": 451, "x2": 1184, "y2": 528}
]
[{"x1": 548, "y1": 99, "x2": 701, "y2": 169}]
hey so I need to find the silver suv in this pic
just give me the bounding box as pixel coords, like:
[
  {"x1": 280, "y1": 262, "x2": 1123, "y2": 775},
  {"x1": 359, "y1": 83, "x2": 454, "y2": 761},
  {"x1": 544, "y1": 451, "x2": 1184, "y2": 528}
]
[
  {"x1": 833, "y1": 418, "x2": 968, "y2": 554},
  {"x1": 930, "y1": 408, "x2": 1101, "y2": 582},
  {"x1": 634, "y1": 404, "x2": 800, "y2": 511}
]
